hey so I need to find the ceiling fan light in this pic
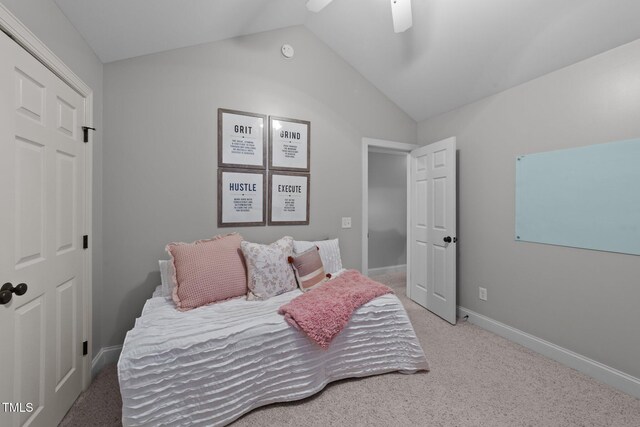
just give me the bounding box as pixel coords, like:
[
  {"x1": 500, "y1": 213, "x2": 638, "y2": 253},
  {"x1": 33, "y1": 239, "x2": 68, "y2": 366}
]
[
  {"x1": 306, "y1": 0, "x2": 334, "y2": 13},
  {"x1": 390, "y1": 0, "x2": 413, "y2": 33}
]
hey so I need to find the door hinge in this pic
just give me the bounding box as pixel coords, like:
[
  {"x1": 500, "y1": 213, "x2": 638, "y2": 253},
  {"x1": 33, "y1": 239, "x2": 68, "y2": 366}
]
[
  {"x1": 82, "y1": 126, "x2": 96, "y2": 143},
  {"x1": 83, "y1": 235, "x2": 89, "y2": 249},
  {"x1": 83, "y1": 341, "x2": 88, "y2": 356}
]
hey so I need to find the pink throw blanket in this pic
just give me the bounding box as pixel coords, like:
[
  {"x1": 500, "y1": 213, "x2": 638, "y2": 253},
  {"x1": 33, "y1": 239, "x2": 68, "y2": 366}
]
[{"x1": 278, "y1": 269, "x2": 394, "y2": 349}]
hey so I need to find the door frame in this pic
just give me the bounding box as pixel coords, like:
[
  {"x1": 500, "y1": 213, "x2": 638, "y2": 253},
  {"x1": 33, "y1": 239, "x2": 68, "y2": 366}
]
[
  {"x1": 361, "y1": 138, "x2": 417, "y2": 294},
  {"x1": 0, "y1": 4, "x2": 94, "y2": 390}
]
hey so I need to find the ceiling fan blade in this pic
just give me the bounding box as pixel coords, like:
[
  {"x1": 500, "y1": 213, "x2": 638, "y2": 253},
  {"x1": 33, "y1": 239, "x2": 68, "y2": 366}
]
[
  {"x1": 306, "y1": 0, "x2": 334, "y2": 13},
  {"x1": 390, "y1": 0, "x2": 413, "y2": 33}
]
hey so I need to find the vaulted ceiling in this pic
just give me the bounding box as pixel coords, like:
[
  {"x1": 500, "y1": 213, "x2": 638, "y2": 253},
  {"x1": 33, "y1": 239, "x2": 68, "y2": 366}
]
[{"x1": 55, "y1": 0, "x2": 640, "y2": 121}]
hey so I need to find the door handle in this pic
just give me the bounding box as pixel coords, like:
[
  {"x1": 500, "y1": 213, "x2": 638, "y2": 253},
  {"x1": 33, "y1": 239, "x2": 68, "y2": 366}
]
[
  {"x1": 443, "y1": 236, "x2": 452, "y2": 243},
  {"x1": 0, "y1": 282, "x2": 28, "y2": 305}
]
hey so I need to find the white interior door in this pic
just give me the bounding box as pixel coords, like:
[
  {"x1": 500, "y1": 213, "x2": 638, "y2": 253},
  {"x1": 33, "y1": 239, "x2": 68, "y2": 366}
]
[
  {"x1": 0, "y1": 31, "x2": 86, "y2": 427},
  {"x1": 409, "y1": 137, "x2": 457, "y2": 324}
]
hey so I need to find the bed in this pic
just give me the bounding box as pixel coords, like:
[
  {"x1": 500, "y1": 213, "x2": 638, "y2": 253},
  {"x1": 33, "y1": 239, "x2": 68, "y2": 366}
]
[{"x1": 117, "y1": 272, "x2": 428, "y2": 426}]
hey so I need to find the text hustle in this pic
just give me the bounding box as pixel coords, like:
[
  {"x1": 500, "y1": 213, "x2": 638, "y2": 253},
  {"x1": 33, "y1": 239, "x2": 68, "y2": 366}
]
[{"x1": 230, "y1": 183, "x2": 257, "y2": 192}]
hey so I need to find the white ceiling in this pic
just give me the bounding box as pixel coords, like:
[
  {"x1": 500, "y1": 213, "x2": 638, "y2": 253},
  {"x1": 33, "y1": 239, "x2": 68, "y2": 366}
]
[{"x1": 55, "y1": 0, "x2": 640, "y2": 121}]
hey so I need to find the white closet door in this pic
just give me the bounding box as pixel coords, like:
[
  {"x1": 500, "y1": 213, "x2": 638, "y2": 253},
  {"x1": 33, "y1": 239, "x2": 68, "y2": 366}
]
[
  {"x1": 409, "y1": 137, "x2": 457, "y2": 324},
  {"x1": 0, "y1": 31, "x2": 86, "y2": 427}
]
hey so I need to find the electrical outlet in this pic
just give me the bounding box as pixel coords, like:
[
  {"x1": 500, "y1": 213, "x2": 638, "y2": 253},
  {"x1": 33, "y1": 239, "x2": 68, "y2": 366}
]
[
  {"x1": 479, "y1": 287, "x2": 487, "y2": 301},
  {"x1": 341, "y1": 217, "x2": 352, "y2": 229}
]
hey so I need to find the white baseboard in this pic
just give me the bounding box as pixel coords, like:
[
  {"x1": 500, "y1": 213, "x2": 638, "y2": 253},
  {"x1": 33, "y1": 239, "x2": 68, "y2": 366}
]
[
  {"x1": 91, "y1": 345, "x2": 122, "y2": 378},
  {"x1": 368, "y1": 264, "x2": 407, "y2": 276},
  {"x1": 457, "y1": 306, "x2": 640, "y2": 399}
]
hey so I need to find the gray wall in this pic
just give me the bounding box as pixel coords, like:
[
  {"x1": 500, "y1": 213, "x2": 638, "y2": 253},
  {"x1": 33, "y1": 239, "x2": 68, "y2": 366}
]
[
  {"x1": 1, "y1": 0, "x2": 104, "y2": 356},
  {"x1": 368, "y1": 152, "x2": 407, "y2": 269},
  {"x1": 103, "y1": 26, "x2": 416, "y2": 347},
  {"x1": 418, "y1": 39, "x2": 640, "y2": 379}
]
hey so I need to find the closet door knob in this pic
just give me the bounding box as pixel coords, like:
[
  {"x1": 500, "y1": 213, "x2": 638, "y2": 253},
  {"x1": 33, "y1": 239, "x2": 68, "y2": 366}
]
[
  {"x1": 0, "y1": 282, "x2": 28, "y2": 305},
  {"x1": 443, "y1": 236, "x2": 452, "y2": 243},
  {"x1": 0, "y1": 289, "x2": 11, "y2": 305},
  {"x1": 14, "y1": 283, "x2": 28, "y2": 296}
]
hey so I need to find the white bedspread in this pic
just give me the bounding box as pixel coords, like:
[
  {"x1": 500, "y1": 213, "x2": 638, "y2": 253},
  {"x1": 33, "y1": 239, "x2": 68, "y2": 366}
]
[{"x1": 118, "y1": 283, "x2": 428, "y2": 426}]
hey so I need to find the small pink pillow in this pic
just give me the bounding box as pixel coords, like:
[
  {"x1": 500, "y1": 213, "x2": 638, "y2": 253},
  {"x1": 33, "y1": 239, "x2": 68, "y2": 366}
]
[
  {"x1": 166, "y1": 233, "x2": 247, "y2": 311},
  {"x1": 288, "y1": 246, "x2": 331, "y2": 292}
]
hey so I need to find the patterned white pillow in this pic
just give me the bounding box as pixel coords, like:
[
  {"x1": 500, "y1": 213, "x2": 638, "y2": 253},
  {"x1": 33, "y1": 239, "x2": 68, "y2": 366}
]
[
  {"x1": 294, "y1": 238, "x2": 343, "y2": 274},
  {"x1": 241, "y1": 236, "x2": 297, "y2": 300}
]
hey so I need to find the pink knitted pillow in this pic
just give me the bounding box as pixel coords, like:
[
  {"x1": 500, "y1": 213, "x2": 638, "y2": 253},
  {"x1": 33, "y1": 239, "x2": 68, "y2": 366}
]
[{"x1": 166, "y1": 233, "x2": 247, "y2": 311}]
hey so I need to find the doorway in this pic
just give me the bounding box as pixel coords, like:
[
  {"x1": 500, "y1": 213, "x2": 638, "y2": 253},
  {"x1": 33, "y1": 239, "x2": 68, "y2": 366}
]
[
  {"x1": 361, "y1": 138, "x2": 415, "y2": 287},
  {"x1": 362, "y1": 136, "x2": 458, "y2": 325},
  {"x1": 367, "y1": 149, "x2": 408, "y2": 276}
]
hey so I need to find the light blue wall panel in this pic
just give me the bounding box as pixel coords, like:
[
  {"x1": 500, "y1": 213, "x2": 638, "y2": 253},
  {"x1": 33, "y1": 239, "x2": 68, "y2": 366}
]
[{"x1": 515, "y1": 138, "x2": 640, "y2": 255}]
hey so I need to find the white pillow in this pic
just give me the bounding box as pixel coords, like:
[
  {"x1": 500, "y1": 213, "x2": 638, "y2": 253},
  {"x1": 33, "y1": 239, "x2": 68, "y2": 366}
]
[
  {"x1": 158, "y1": 260, "x2": 175, "y2": 299},
  {"x1": 241, "y1": 236, "x2": 297, "y2": 301},
  {"x1": 294, "y1": 238, "x2": 343, "y2": 274}
]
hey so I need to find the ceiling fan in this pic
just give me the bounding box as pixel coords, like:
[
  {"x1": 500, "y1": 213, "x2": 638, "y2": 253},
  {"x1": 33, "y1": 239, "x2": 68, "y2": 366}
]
[{"x1": 306, "y1": 0, "x2": 413, "y2": 33}]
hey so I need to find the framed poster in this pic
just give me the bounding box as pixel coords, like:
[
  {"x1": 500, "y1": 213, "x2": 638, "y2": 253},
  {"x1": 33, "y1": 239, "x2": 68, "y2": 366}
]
[
  {"x1": 269, "y1": 116, "x2": 310, "y2": 172},
  {"x1": 218, "y1": 168, "x2": 266, "y2": 227},
  {"x1": 269, "y1": 171, "x2": 310, "y2": 225},
  {"x1": 218, "y1": 108, "x2": 266, "y2": 169}
]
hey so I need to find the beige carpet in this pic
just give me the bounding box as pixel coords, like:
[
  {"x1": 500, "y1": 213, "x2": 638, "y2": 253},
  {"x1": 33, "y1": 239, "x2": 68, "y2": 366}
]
[{"x1": 61, "y1": 272, "x2": 640, "y2": 426}]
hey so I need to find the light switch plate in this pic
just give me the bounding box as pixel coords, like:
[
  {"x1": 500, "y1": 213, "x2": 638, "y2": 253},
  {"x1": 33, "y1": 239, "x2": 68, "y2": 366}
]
[{"x1": 342, "y1": 217, "x2": 352, "y2": 229}]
